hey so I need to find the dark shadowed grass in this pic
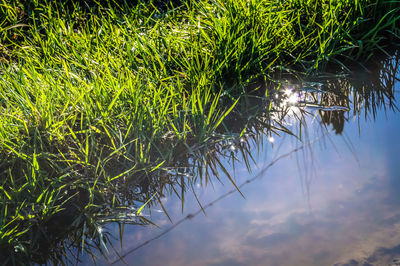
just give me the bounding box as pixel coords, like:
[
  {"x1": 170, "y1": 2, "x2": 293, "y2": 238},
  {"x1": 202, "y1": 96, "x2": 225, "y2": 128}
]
[{"x1": 0, "y1": 0, "x2": 399, "y2": 264}]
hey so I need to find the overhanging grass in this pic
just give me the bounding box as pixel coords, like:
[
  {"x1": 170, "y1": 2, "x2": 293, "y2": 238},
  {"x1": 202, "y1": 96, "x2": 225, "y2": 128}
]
[{"x1": 0, "y1": 0, "x2": 399, "y2": 263}]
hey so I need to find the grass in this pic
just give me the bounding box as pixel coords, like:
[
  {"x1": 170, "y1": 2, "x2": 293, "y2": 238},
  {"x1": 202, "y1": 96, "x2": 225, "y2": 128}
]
[{"x1": 0, "y1": 0, "x2": 399, "y2": 263}]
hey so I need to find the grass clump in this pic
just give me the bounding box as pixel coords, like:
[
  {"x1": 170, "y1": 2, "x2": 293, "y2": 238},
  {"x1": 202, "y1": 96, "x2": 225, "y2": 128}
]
[{"x1": 0, "y1": 0, "x2": 399, "y2": 263}]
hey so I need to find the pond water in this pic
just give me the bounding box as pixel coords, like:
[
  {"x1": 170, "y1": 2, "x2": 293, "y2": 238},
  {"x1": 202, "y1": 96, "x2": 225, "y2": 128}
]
[{"x1": 77, "y1": 57, "x2": 400, "y2": 266}]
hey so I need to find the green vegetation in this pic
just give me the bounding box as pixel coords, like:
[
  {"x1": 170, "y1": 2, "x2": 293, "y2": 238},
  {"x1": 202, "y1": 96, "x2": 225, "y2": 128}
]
[{"x1": 0, "y1": 0, "x2": 399, "y2": 263}]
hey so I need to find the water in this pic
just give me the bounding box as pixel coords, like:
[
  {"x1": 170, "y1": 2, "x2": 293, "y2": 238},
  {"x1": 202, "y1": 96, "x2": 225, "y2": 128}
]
[
  {"x1": 79, "y1": 59, "x2": 400, "y2": 265},
  {"x1": 103, "y1": 113, "x2": 400, "y2": 266}
]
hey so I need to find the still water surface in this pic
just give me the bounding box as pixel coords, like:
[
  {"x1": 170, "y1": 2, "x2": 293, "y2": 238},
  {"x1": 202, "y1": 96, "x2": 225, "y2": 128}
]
[{"x1": 86, "y1": 77, "x2": 400, "y2": 265}]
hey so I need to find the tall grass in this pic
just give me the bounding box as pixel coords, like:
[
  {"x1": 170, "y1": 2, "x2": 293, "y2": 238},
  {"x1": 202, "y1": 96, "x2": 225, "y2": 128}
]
[{"x1": 0, "y1": 0, "x2": 399, "y2": 263}]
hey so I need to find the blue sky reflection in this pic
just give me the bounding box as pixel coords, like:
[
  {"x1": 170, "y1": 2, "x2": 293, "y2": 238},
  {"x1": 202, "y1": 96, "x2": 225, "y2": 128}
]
[{"x1": 102, "y1": 93, "x2": 400, "y2": 266}]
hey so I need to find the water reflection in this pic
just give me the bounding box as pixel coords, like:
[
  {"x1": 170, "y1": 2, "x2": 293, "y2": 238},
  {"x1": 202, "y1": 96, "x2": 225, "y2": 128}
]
[
  {"x1": 99, "y1": 55, "x2": 400, "y2": 265},
  {"x1": 4, "y1": 53, "x2": 400, "y2": 264},
  {"x1": 107, "y1": 110, "x2": 400, "y2": 266}
]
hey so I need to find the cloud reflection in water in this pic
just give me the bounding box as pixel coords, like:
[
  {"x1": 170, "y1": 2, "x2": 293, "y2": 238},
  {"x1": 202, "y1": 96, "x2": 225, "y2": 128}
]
[{"x1": 107, "y1": 109, "x2": 400, "y2": 266}]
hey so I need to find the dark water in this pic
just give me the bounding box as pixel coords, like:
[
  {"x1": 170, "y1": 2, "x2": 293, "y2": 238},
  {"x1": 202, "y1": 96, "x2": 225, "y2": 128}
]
[{"x1": 80, "y1": 60, "x2": 400, "y2": 265}]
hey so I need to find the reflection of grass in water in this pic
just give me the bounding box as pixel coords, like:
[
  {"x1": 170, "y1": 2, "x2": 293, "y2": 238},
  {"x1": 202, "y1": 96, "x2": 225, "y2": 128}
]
[
  {"x1": 110, "y1": 137, "x2": 322, "y2": 265},
  {"x1": 0, "y1": 0, "x2": 399, "y2": 264}
]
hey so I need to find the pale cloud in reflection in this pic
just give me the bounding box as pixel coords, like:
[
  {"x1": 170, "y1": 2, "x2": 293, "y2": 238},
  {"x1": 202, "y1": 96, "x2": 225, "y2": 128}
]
[{"x1": 105, "y1": 113, "x2": 400, "y2": 266}]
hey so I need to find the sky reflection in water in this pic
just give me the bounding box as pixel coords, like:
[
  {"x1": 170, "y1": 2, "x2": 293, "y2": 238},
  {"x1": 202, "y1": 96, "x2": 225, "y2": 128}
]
[{"x1": 92, "y1": 82, "x2": 400, "y2": 266}]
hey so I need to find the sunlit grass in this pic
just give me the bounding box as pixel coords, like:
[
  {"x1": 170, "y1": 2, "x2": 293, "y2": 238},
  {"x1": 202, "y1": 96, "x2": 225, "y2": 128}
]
[{"x1": 0, "y1": 0, "x2": 399, "y2": 263}]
